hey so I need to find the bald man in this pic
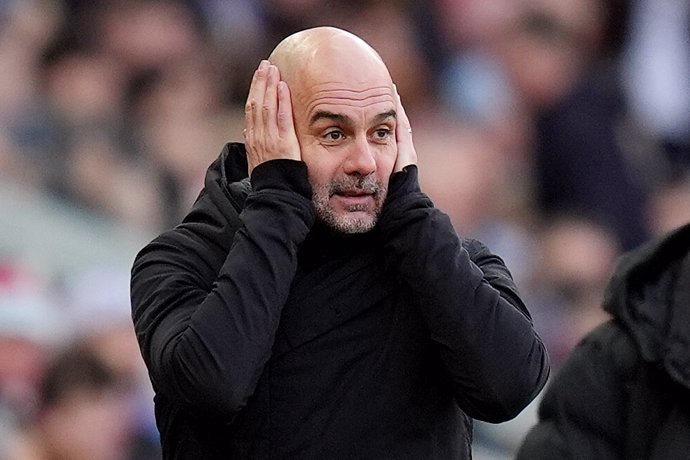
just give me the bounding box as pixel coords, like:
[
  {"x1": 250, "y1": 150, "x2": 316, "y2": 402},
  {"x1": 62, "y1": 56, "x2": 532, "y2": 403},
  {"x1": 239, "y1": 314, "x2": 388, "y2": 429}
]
[{"x1": 131, "y1": 27, "x2": 549, "y2": 459}]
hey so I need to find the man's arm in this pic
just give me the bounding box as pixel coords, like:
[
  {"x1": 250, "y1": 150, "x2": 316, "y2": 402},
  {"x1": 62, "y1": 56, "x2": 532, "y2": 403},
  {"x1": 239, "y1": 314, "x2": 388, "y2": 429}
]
[
  {"x1": 379, "y1": 92, "x2": 549, "y2": 422},
  {"x1": 131, "y1": 158, "x2": 313, "y2": 420},
  {"x1": 131, "y1": 62, "x2": 309, "y2": 419},
  {"x1": 379, "y1": 168, "x2": 548, "y2": 422}
]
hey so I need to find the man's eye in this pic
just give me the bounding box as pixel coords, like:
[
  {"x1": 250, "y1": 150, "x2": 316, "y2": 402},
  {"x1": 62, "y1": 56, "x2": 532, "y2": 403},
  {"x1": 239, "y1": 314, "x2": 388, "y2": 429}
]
[
  {"x1": 325, "y1": 130, "x2": 344, "y2": 141},
  {"x1": 374, "y1": 128, "x2": 392, "y2": 139}
]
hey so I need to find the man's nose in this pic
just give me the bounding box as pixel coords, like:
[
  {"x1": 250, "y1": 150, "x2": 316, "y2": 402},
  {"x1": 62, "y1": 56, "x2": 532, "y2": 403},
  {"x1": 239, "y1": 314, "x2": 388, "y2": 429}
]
[{"x1": 344, "y1": 138, "x2": 377, "y2": 176}]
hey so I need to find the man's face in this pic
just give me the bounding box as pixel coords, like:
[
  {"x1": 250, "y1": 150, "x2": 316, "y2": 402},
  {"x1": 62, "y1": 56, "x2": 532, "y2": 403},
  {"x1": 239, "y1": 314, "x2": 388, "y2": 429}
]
[{"x1": 291, "y1": 66, "x2": 397, "y2": 234}]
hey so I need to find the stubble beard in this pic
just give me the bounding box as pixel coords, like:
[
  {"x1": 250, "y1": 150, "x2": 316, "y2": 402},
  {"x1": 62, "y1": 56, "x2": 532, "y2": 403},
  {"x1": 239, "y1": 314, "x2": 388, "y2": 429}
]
[{"x1": 311, "y1": 175, "x2": 387, "y2": 234}]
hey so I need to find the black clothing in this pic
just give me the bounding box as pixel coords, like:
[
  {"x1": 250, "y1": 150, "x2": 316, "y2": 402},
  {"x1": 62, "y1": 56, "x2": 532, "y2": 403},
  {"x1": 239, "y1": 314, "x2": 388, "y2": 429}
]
[
  {"x1": 517, "y1": 222, "x2": 690, "y2": 459},
  {"x1": 131, "y1": 143, "x2": 549, "y2": 459}
]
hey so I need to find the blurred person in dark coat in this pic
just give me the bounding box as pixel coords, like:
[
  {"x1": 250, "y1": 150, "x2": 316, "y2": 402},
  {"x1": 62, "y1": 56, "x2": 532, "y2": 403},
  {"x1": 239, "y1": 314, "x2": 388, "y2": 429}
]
[
  {"x1": 516, "y1": 221, "x2": 690, "y2": 459},
  {"x1": 130, "y1": 26, "x2": 549, "y2": 459}
]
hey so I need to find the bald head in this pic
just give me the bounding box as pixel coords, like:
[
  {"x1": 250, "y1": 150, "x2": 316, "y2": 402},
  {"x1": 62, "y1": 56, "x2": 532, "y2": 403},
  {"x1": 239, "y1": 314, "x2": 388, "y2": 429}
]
[
  {"x1": 266, "y1": 27, "x2": 395, "y2": 139},
  {"x1": 268, "y1": 26, "x2": 388, "y2": 88}
]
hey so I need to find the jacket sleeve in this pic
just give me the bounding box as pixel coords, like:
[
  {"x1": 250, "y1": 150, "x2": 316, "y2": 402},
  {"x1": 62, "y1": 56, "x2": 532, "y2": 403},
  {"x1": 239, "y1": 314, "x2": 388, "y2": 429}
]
[
  {"x1": 378, "y1": 166, "x2": 549, "y2": 422},
  {"x1": 130, "y1": 159, "x2": 314, "y2": 419},
  {"x1": 516, "y1": 321, "x2": 634, "y2": 459}
]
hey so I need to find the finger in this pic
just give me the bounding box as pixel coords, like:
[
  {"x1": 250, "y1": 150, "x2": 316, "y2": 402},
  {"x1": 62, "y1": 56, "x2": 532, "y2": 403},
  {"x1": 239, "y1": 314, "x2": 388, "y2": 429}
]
[
  {"x1": 394, "y1": 84, "x2": 412, "y2": 139},
  {"x1": 261, "y1": 64, "x2": 280, "y2": 137},
  {"x1": 277, "y1": 81, "x2": 301, "y2": 161},
  {"x1": 394, "y1": 85, "x2": 417, "y2": 171},
  {"x1": 245, "y1": 61, "x2": 270, "y2": 171},
  {"x1": 245, "y1": 60, "x2": 270, "y2": 138},
  {"x1": 276, "y1": 81, "x2": 294, "y2": 136}
]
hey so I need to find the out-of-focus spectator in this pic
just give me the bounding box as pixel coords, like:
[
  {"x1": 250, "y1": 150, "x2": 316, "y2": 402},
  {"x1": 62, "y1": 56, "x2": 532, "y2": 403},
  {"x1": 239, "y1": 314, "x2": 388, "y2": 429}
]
[
  {"x1": 127, "y1": 53, "x2": 237, "y2": 227},
  {"x1": 495, "y1": 0, "x2": 612, "y2": 110},
  {"x1": 63, "y1": 268, "x2": 160, "y2": 459},
  {"x1": 493, "y1": 0, "x2": 648, "y2": 251},
  {"x1": 60, "y1": 130, "x2": 164, "y2": 231},
  {"x1": 0, "y1": 0, "x2": 64, "y2": 188},
  {"x1": 428, "y1": 0, "x2": 659, "y2": 252},
  {"x1": 0, "y1": 263, "x2": 69, "y2": 420},
  {"x1": 430, "y1": 0, "x2": 532, "y2": 157},
  {"x1": 527, "y1": 0, "x2": 690, "y2": 251},
  {"x1": 9, "y1": 346, "x2": 143, "y2": 460},
  {"x1": 526, "y1": 215, "x2": 621, "y2": 368},
  {"x1": 40, "y1": 0, "x2": 214, "y2": 231}
]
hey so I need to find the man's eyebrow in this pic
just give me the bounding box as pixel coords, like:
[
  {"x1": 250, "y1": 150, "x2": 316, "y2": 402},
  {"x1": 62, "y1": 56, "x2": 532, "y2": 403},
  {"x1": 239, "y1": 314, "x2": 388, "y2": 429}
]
[
  {"x1": 309, "y1": 111, "x2": 352, "y2": 126},
  {"x1": 309, "y1": 109, "x2": 397, "y2": 126},
  {"x1": 373, "y1": 110, "x2": 397, "y2": 124}
]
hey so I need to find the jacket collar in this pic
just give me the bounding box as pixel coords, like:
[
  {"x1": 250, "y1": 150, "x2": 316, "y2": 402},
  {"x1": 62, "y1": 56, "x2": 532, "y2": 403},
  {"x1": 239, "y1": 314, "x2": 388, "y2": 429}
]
[{"x1": 203, "y1": 143, "x2": 251, "y2": 213}]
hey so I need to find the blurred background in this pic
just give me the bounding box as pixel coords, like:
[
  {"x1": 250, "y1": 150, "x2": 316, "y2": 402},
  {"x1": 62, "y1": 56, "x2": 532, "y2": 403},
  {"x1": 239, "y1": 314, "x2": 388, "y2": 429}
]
[{"x1": 0, "y1": 0, "x2": 688, "y2": 458}]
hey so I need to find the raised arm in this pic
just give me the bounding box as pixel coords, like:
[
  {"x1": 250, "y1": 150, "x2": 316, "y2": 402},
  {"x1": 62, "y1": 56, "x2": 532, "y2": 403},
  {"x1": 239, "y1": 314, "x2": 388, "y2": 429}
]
[
  {"x1": 131, "y1": 62, "x2": 311, "y2": 419},
  {"x1": 378, "y1": 92, "x2": 549, "y2": 422}
]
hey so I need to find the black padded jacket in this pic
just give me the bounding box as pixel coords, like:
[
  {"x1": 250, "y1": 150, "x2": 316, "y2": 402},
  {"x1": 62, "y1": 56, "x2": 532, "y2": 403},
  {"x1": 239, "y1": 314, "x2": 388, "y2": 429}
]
[{"x1": 131, "y1": 143, "x2": 549, "y2": 459}]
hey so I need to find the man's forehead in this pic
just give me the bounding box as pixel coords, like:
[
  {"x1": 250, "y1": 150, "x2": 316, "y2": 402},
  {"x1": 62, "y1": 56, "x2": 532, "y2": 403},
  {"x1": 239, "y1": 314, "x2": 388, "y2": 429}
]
[{"x1": 298, "y1": 84, "x2": 395, "y2": 119}]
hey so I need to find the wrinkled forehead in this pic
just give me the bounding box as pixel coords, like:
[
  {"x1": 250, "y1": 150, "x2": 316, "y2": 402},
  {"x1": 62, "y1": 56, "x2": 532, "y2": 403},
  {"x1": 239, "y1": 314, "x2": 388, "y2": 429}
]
[
  {"x1": 291, "y1": 55, "x2": 395, "y2": 120},
  {"x1": 300, "y1": 84, "x2": 395, "y2": 120}
]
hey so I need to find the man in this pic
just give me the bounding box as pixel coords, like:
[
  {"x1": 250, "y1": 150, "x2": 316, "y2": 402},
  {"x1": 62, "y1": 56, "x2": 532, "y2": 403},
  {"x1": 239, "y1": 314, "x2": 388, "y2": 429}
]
[
  {"x1": 130, "y1": 26, "x2": 549, "y2": 459},
  {"x1": 516, "y1": 221, "x2": 690, "y2": 459}
]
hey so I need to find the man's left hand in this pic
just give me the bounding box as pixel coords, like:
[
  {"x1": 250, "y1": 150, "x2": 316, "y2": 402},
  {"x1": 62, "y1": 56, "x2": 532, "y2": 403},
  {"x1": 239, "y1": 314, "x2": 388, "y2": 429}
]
[{"x1": 394, "y1": 86, "x2": 417, "y2": 172}]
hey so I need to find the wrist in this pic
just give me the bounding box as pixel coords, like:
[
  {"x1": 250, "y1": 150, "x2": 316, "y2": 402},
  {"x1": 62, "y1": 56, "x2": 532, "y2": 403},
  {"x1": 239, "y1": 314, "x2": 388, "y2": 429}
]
[{"x1": 251, "y1": 159, "x2": 312, "y2": 199}]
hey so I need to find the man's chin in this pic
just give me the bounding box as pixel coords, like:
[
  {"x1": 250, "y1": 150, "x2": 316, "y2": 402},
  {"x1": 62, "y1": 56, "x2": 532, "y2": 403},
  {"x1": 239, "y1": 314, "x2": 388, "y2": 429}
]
[{"x1": 321, "y1": 211, "x2": 378, "y2": 234}]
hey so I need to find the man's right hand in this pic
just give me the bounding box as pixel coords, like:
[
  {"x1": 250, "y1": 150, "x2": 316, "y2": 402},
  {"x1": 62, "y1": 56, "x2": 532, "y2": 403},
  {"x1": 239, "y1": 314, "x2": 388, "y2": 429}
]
[{"x1": 244, "y1": 60, "x2": 301, "y2": 173}]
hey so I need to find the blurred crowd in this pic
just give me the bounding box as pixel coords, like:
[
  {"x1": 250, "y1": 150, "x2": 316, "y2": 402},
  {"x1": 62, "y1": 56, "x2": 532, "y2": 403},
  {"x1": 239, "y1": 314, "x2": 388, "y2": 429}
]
[{"x1": 1, "y1": 0, "x2": 689, "y2": 458}]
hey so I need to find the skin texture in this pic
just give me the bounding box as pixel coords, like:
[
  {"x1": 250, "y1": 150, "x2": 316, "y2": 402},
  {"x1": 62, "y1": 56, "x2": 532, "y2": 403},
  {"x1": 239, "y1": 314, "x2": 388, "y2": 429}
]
[{"x1": 244, "y1": 26, "x2": 417, "y2": 233}]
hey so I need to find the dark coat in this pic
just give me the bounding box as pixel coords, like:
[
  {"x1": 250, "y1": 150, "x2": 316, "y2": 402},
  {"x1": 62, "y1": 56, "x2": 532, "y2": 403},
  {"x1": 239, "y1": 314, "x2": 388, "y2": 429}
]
[
  {"x1": 131, "y1": 143, "x2": 549, "y2": 459},
  {"x1": 517, "y1": 222, "x2": 690, "y2": 459}
]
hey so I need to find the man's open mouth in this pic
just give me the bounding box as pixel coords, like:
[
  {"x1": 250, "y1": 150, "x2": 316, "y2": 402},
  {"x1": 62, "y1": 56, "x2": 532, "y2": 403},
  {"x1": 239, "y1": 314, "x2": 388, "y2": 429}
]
[{"x1": 337, "y1": 190, "x2": 372, "y2": 197}]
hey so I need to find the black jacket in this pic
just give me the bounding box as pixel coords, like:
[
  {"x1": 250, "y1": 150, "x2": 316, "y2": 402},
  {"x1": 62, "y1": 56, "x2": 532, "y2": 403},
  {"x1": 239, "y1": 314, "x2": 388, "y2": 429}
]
[
  {"x1": 131, "y1": 143, "x2": 549, "y2": 459},
  {"x1": 517, "y1": 222, "x2": 690, "y2": 459}
]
